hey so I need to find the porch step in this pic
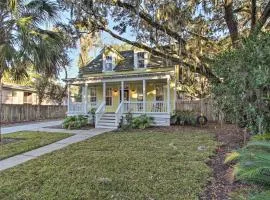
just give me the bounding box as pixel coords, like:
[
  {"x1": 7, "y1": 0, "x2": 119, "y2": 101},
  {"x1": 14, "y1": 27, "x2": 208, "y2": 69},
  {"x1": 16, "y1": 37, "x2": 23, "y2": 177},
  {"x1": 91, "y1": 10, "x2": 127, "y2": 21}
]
[{"x1": 96, "y1": 112, "x2": 120, "y2": 129}]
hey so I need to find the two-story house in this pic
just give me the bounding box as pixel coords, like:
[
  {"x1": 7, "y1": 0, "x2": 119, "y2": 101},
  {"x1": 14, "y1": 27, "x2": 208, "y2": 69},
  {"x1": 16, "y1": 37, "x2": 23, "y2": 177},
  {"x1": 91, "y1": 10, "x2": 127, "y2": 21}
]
[{"x1": 65, "y1": 46, "x2": 177, "y2": 128}]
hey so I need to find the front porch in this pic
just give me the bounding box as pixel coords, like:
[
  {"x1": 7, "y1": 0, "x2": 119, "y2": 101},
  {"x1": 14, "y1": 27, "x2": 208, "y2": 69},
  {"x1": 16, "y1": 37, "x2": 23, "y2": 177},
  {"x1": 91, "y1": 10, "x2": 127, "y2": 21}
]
[{"x1": 66, "y1": 73, "x2": 175, "y2": 128}]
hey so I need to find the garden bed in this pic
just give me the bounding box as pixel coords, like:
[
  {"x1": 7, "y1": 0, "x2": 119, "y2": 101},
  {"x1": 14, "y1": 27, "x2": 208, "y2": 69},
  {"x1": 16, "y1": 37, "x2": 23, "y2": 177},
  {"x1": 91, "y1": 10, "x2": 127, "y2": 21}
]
[
  {"x1": 46, "y1": 124, "x2": 94, "y2": 130},
  {"x1": 200, "y1": 123, "x2": 256, "y2": 199}
]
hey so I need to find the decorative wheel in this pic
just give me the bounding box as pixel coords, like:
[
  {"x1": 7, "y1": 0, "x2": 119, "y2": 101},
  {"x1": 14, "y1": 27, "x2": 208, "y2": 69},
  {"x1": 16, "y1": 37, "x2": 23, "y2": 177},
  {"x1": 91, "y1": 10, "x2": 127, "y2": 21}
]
[{"x1": 196, "y1": 115, "x2": 208, "y2": 126}]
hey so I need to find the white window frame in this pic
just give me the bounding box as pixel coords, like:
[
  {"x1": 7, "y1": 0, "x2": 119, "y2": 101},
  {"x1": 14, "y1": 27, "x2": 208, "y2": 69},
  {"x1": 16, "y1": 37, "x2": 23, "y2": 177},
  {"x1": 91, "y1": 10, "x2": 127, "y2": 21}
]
[
  {"x1": 89, "y1": 87, "x2": 97, "y2": 103},
  {"x1": 137, "y1": 52, "x2": 146, "y2": 68},
  {"x1": 105, "y1": 87, "x2": 113, "y2": 106},
  {"x1": 104, "y1": 56, "x2": 113, "y2": 72}
]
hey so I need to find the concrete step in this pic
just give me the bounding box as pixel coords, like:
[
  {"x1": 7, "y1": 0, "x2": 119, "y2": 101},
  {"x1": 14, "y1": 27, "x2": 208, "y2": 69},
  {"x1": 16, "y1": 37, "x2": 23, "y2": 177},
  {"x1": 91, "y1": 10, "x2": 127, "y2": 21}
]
[
  {"x1": 100, "y1": 116, "x2": 116, "y2": 120},
  {"x1": 98, "y1": 120, "x2": 116, "y2": 125},
  {"x1": 102, "y1": 113, "x2": 116, "y2": 117},
  {"x1": 96, "y1": 125, "x2": 118, "y2": 129}
]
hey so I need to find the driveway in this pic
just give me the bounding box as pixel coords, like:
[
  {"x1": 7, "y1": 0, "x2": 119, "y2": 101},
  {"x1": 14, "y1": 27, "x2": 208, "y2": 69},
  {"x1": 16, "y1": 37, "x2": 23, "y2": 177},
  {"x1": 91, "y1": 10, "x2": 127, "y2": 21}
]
[{"x1": 1, "y1": 120, "x2": 63, "y2": 134}]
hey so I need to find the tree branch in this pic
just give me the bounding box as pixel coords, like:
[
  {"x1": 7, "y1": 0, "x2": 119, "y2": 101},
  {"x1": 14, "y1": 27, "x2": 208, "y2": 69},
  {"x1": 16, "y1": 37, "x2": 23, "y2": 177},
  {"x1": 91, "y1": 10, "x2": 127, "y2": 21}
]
[
  {"x1": 224, "y1": 0, "x2": 239, "y2": 47},
  {"x1": 255, "y1": 0, "x2": 270, "y2": 31},
  {"x1": 99, "y1": 26, "x2": 219, "y2": 81},
  {"x1": 251, "y1": 0, "x2": 257, "y2": 31},
  {"x1": 113, "y1": 0, "x2": 186, "y2": 45}
]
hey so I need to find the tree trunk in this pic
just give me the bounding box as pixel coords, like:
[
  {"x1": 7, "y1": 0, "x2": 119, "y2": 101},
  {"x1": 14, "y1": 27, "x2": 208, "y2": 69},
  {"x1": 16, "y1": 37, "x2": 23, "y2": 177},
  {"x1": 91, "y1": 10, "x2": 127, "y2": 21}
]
[
  {"x1": 250, "y1": 0, "x2": 257, "y2": 32},
  {"x1": 224, "y1": 0, "x2": 239, "y2": 47}
]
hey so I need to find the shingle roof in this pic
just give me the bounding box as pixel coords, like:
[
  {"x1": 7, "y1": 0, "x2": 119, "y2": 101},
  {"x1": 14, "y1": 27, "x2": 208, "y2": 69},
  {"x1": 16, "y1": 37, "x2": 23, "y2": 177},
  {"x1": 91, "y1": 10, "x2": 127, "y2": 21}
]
[{"x1": 79, "y1": 47, "x2": 173, "y2": 77}]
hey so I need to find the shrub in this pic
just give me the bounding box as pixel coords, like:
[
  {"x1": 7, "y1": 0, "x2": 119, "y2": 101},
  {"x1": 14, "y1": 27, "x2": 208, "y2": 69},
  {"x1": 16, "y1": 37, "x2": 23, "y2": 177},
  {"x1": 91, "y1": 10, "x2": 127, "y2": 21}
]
[
  {"x1": 131, "y1": 114, "x2": 154, "y2": 129},
  {"x1": 212, "y1": 33, "x2": 270, "y2": 134},
  {"x1": 170, "y1": 110, "x2": 196, "y2": 126},
  {"x1": 63, "y1": 115, "x2": 88, "y2": 129},
  {"x1": 225, "y1": 136, "x2": 270, "y2": 187}
]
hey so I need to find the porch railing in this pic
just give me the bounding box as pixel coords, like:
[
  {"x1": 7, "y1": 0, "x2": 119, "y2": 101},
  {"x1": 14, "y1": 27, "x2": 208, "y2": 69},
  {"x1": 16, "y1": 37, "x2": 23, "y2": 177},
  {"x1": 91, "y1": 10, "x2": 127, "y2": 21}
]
[
  {"x1": 123, "y1": 101, "x2": 167, "y2": 113},
  {"x1": 95, "y1": 101, "x2": 106, "y2": 127},
  {"x1": 68, "y1": 102, "x2": 85, "y2": 115},
  {"x1": 68, "y1": 101, "x2": 99, "y2": 115}
]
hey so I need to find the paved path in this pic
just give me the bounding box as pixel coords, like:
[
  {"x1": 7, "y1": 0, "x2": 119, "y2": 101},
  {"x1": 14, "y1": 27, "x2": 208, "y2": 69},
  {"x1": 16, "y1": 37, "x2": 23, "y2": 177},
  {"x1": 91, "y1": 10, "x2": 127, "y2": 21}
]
[
  {"x1": 1, "y1": 120, "x2": 63, "y2": 134},
  {"x1": 0, "y1": 128, "x2": 114, "y2": 171}
]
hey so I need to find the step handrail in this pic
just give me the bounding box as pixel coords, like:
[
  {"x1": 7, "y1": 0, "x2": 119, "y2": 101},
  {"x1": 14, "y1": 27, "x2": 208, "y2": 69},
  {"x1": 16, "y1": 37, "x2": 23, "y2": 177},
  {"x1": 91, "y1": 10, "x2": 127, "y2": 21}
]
[
  {"x1": 95, "y1": 101, "x2": 106, "y2": 127},
  {"x1": 115, "y1": 101, "x2": 124, "y2": 126}
]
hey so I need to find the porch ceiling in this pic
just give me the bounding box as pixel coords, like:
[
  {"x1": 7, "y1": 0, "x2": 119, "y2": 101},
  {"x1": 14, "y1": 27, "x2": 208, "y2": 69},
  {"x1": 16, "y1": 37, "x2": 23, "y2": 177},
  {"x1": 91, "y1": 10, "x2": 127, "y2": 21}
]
[{"x1": 64, "y1": 71, "x2": 173, "y2": 85}]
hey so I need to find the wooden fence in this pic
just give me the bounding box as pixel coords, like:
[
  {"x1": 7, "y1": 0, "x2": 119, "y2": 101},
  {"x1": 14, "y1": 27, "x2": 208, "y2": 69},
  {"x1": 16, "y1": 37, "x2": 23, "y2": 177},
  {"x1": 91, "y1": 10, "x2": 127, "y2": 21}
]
[
  {"x1": 175, "y1": 98, "x2": 219, "y2": 122},
  {"x1": 0, "y1": 104, "x2": 67, "y2": 124}
]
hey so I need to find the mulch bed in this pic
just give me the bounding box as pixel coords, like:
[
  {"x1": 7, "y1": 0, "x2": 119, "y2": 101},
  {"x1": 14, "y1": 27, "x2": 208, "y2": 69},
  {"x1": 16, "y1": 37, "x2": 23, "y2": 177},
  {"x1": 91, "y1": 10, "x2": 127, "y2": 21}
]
[
  {"x1": 46, "y1": 124, "x2": 94, "y2": 130},
  {"x1": 200, "y1": 123, "x2": 254, "y2": 200}
]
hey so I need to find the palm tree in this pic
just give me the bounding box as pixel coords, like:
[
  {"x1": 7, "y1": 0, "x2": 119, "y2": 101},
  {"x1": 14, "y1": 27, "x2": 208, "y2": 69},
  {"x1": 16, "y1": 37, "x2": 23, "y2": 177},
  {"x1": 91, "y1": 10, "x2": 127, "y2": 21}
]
[{"x1": 0, "y1": 0, "x2": 69, "y2": 141}]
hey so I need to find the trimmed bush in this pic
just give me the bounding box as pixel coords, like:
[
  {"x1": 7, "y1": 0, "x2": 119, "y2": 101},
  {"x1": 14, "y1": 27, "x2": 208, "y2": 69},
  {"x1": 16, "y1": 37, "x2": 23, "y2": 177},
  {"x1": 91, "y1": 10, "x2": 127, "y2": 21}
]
[
  {"x1": 63, "y1": 115, "x2": 88, "y2": 130},
  {"x1": 170, "y1": 110, "x2": 196, "y2": 126},
  {"x1": 131, "y1": 114, "x2": 154, "y2": 129}
]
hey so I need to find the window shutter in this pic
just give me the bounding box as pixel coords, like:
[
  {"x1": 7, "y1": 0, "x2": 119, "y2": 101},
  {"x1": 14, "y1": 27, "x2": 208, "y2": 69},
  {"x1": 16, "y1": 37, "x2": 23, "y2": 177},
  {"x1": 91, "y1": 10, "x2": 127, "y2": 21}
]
[{"x1": 134, "y1": 52, "x2": 138, "y2": 69}]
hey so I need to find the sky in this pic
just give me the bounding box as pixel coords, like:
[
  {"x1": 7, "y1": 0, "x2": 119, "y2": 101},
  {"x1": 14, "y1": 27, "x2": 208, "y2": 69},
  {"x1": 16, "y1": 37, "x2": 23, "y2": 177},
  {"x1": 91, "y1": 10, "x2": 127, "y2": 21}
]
[{"x1": 62, "y1": 27, "x2": 135, "y2": 80}]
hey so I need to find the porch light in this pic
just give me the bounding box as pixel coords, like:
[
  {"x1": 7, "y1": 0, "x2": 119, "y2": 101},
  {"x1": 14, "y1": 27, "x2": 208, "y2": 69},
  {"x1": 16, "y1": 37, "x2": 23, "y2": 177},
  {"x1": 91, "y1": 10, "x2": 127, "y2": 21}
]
[
  {"x1": 114, "y1": 89, "x2": 118, "y2": 93},
  {"x1": 131, "y1": 89, "x2": 136, "y2": 92}
]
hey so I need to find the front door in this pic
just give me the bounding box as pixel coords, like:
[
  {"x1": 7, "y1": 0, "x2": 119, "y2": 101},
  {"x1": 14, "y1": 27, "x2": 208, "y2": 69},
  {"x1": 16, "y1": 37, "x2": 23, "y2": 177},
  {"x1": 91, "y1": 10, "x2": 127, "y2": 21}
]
[{"x1": 120, "y1": 89, "x2": 129, "y2": 102}]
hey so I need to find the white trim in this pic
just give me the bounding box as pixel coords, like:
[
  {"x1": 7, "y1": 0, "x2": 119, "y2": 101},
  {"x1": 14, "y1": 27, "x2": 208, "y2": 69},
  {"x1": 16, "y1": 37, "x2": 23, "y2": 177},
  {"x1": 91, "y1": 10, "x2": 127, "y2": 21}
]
[
  {"x1": 67, "y1": 84, "x2": 70, "y2": 113},
  {"x1": 84, "y1": 83, "x2": 88, "y2": 114},
  {"x1": 143, "y1": 80, "x2": 146, "y2": 113},
  {"x1": 103, "y1": 82, "x2": 106, "y2": 102},
  {"x1": 167, "y1": 77, "x2": 170, "y2": 114},
  {"x1": 121, "y1": 81, "x2": 124, "y2": 103}
]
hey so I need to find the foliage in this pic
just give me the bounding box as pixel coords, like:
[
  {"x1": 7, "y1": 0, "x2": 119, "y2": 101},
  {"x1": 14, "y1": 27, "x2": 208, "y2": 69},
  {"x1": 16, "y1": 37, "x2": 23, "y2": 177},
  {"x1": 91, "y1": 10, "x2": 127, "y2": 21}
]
[
  {"x1": 131, "y1": 114, "x2": 154, "y2": 129},
  {"x1": 0, "y1": 0, "x2": 70, "y2": 81},
  {"x1": 0, "y1": 129, "x2": 217, "y2": 199},
  {"x1": 225, "y1": 135, "x2": 270, "y2": 188},
  {"x1": 47, "y1": 81, "x2": 67, "y2": 105},
  {"x1": 212, "y1": 33, "x2": 270, "y2": 134},
  {"x1": 1, "y1": 131, "x2": 71, "y2": 160},
  {"x1": 63, "y1": 115, "x2": 88, "y2": 130},
  {"x1": 171, "y1": 110, "x2": 196, "y2": 126}
]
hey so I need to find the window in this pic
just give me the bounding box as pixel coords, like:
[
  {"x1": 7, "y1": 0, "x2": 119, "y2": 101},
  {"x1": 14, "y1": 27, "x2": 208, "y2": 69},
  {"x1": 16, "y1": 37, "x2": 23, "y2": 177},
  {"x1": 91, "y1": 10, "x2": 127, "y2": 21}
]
[
  {"x1": 137, "y1": 52, "x2": 145, "y2": 68},
  {"x1": 89, "y1": 87, "x2": 97, "y2": 103},
  {"x1": 104, "y1": 56, "x2": 113, "y2": 71},
  {"x1": 106, "y1": 88, "x2": 112, "y2": 106},
  {"x1": 155, "y1": 84, "x2": 164, "y2": 101}
]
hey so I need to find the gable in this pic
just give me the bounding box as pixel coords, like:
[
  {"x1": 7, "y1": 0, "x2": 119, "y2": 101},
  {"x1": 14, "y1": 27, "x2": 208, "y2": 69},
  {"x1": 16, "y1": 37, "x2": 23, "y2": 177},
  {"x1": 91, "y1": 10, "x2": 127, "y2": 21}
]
[{"x1": 79, "y1": 46, "x2": 174, "y2": 77}]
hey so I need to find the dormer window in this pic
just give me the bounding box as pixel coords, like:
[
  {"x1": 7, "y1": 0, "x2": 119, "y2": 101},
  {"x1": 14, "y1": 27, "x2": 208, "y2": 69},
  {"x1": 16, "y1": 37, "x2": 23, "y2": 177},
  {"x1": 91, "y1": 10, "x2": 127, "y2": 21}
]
[
  {"x1": 137, "y1": 52, "x2": 145, "y2": 68},
  {"x1": 104, "y1": 56, "x2": 113, "y2": 71}
]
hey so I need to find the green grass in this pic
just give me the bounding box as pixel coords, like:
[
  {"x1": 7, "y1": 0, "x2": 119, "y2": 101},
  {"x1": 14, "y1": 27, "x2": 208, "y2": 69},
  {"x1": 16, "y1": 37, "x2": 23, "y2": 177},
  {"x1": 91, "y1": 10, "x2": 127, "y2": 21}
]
[
  {"x1": 0, "y1": 129, "x2": 217, "y2": 200},
  {"x1": 0, "y1": 131, "x2": 72, "y2": 160}
]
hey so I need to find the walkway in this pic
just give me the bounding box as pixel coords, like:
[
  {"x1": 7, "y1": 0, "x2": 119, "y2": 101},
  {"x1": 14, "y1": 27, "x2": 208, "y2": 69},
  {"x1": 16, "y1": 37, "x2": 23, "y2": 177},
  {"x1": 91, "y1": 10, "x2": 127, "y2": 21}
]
[
  {"x1": 0, "y1": 128, "x2": 114, "y2": 171},
  {"x1": 1, "y1": 120, "x2": 63, "y2": 134}
]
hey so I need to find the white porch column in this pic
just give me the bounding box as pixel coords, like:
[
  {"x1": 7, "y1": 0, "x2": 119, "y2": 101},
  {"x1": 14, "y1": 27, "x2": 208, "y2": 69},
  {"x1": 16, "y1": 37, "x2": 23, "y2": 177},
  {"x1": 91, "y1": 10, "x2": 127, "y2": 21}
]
[
  {"x1": 67, "y1": 83, "x2": 70, "y2": 114},
  {"x1": 121, "y1": 81, "x2": 124, "y2": 103},
  {"x1": 143, "y1": 79, "x2": 146, "y2": 113},
  {"x1": 103, "y1": 82, "x2": 106, "y2": 102},
  {"x1": 84, "y1": 83, "x2": 88, "y2": 114},
  {"x1": 167, "y1": 77, "x2": 171, "y2": 114}
]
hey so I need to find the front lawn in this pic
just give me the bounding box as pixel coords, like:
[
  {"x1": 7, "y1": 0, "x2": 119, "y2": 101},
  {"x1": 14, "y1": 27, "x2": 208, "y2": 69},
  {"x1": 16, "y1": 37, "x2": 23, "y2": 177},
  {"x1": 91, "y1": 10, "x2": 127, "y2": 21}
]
[
  {"x1": 0, "y1": 131, "x2": 72, "y2": 160},
  {"x1": 0, "y1": 128, "x2": 217, "y2": 200}
]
